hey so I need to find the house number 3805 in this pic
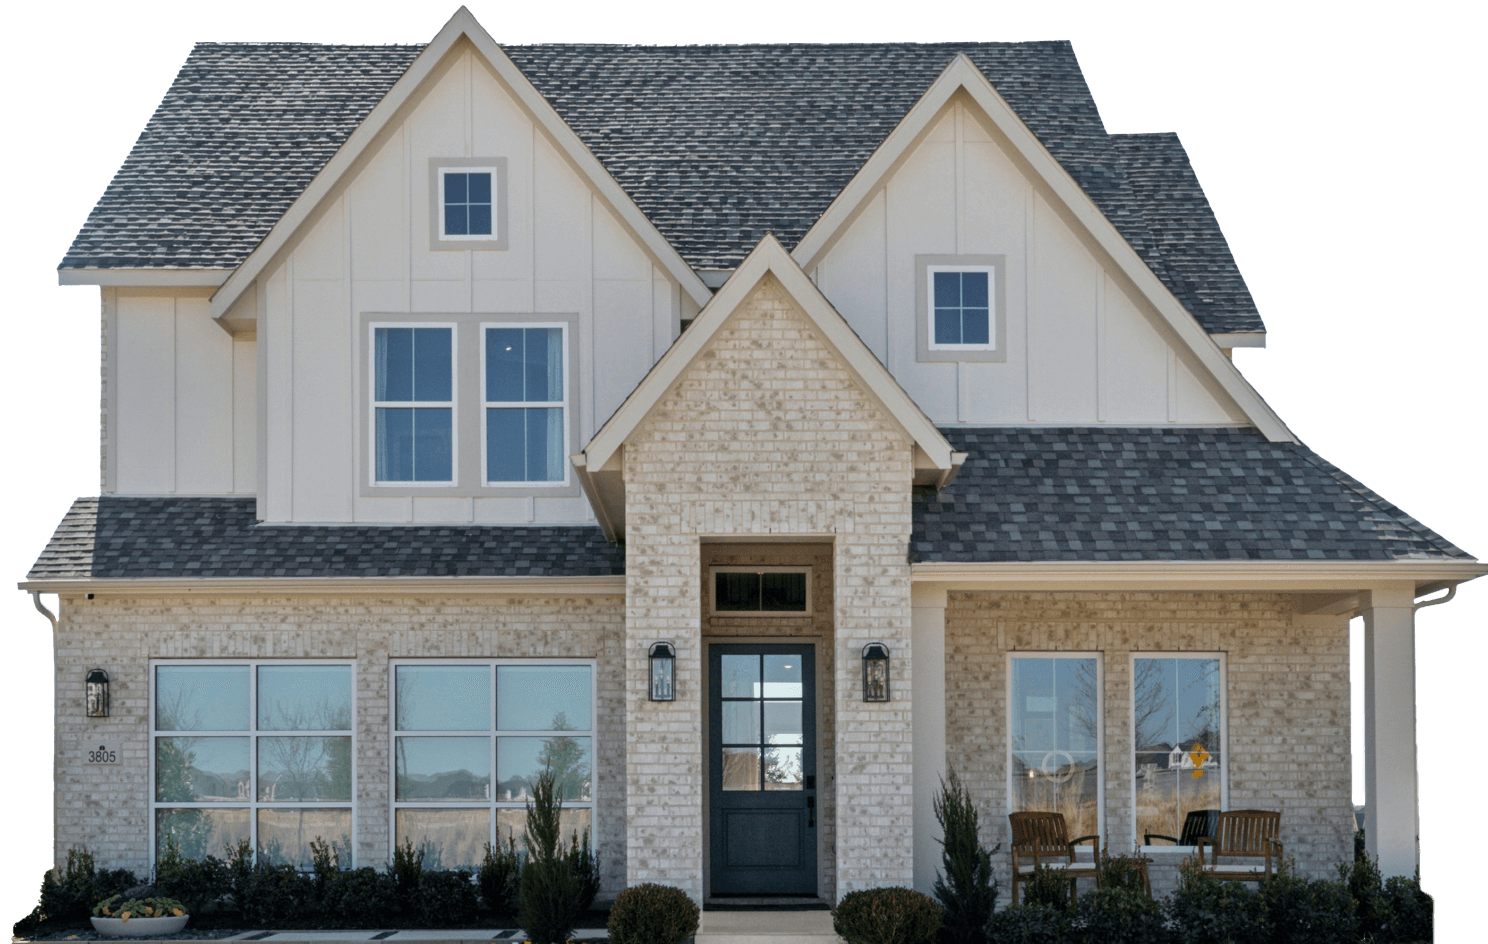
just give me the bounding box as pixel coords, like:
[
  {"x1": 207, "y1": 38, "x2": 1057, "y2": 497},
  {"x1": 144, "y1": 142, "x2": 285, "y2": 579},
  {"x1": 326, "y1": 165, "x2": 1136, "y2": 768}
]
[{"x1": 87, "y1": 745, "x2": 118, "y2": 764}]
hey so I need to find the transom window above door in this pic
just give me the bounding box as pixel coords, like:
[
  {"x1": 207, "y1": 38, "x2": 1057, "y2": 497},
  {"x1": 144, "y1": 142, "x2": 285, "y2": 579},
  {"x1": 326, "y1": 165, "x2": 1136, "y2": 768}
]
[{"x1": 712, "y1": 567, "x2": 811, "y2": 615}]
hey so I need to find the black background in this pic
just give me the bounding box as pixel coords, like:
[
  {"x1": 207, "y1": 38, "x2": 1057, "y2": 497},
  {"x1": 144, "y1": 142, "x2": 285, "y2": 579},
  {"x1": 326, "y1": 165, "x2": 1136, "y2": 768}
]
[{"x1": 8, "y1": 23, "x2": 1476, "y2": 929}]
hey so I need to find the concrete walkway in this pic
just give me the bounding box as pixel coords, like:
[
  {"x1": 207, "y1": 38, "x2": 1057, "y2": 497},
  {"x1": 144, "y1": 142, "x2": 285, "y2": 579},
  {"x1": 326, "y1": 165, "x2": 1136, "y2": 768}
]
[{"x1": 696, "y1": 910, "x2": 841, "y2": 944}]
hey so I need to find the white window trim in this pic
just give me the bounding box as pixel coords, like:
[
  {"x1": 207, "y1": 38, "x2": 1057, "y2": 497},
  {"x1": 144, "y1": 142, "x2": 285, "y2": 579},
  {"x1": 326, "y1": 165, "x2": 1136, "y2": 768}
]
[
  {"x1": 368, "y1": 322, "x2": 459, "y2": 488},
  {"x1": 480, "y1": 322, "x2": 571, "y2": 488},
  {"x1": 388, "y1": 659, "x2": 598, "y2": 862},
  {"x1": 926, "y1": 264, "x2": 998, "y2": 352},
  {"x1": 148, "y1": 659, "x2": 358, "y2": 869},
  {"x1": 709, "y1": 566, "x2": 814, "y2": 617},
  {"x1": 1005, "y1": 652, "x2": 1105, "y2": 849},
  {"x1": 437, "y1": 167, "x2": 500, "y2": 242},
  {"x1": 1130, "y1": 651, "x2": 1229, "y2": 855}
]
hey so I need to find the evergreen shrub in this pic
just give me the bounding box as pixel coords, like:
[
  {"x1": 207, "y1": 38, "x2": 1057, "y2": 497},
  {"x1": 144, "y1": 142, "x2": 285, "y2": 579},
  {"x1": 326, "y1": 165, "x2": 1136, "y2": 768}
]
[
  {"x1": 606, "y1": 883, "x2": 700, "y2": 944},
  {"x1": 1071, "y1": 887, "x2": 1168, "y2": 944},
  {"x1": 930, "y1": 770, "x2": 997, "y2": 944},
  {"x1": 832, "y1": 887, "x2": 943, "y2": 944},
  {"x1": 478, "y1": 838, "x2": 522, "y2": 916},
  {"x1": 1164, "y1": 858, "x2": 1267, "y2": 944},
  {"x1": 517, "y1": 770, "x2": 587, "y2": 944},
  {"x1": 983, "y1": 903, "x2": 1068, "y2": 944}
]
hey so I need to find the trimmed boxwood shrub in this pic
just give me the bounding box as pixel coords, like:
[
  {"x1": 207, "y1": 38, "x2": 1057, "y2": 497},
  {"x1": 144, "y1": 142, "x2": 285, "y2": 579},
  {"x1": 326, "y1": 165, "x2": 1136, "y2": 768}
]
[
  {"x1": 1072, "y1": 887, "x2": 1168, "y2": 944},
  {"x1": 607, "y1": 883, "x2": 700, "y2": 944},
  {"x1": 832, "y1": 886, "x2": 943, "y2": 944},
  {"x1": 416, "y1": 871, "x2": 478, "y2": 926},
  {"x1": 1164, "y1": 858, "x2": 1268, "y2": 944},
  {"x1": 1260, "y1": 862, "x2": 1355, "y2": 944},
  {"x1": 984, "y1": 903, "x2": 1068, "y2": 944}
]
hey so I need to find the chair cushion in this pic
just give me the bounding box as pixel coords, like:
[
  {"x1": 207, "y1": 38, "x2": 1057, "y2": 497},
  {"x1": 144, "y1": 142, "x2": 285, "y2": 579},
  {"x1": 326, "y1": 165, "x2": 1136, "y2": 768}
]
[{"x1": 1015, "y1": 862, "x2": 1097, "y2": 873}]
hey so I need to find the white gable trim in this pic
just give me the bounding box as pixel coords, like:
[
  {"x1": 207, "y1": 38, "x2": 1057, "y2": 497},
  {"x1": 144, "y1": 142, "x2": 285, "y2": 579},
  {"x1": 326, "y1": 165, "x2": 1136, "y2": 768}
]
[
  {"x1": 581, "y1": 233, "x2": 959, "y2": 475},
  {"x1": 209, "y1": 6, "x2": 711, "y2": 320},
  {"x1": 791, "y1": 55, "x2": 1294, "y2": 443}
]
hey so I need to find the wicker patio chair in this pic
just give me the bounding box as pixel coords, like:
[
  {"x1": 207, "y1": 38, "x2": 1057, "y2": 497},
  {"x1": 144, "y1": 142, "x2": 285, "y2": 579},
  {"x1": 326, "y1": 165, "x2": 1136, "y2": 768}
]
[
  {"x1": 1195, "y1": 809, "x2": 1283, "y2": 883},
  {"x1": 1008, "y1": 811, "x2": 1100, "y2": 905},
  {"x1": 1145, "y1": 808, "x2": 1220, "y2": 846}
]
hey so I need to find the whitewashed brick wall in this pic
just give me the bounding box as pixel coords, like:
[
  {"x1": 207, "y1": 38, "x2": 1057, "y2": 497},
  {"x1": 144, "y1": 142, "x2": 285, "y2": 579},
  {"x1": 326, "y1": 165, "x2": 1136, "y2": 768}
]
[
  {"x1": 624, "y1": 276, "x2": 916, "y2": 902},
  {"x1": 51, "y1": 591, "x2": 627, "y2": 894},
  {"x1": 943, "y1": 591, "x2": 1353, "y2": 895}
]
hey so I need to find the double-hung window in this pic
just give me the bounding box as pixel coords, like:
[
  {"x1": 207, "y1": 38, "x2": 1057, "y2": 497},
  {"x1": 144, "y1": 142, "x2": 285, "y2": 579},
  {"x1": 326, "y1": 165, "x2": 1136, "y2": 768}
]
[
  {"x1": 372, "y1": 325, "x2": 455, "y2": 485},
  {"x1": 152, "y1": 662, "x2": 354, "y2": 867},
  {"x1": 483, "y1": 325, "x2": 568, "y2": 485},
  {"x1": 392, "y1": 661, "x2": 594, "y2": 869},
  {"x1": 1134, "y1": 655, "x2": 1226, "y2": 848},
  {"x1": 1008, "y1": 654, "x2": 1102, "y2": 840}
]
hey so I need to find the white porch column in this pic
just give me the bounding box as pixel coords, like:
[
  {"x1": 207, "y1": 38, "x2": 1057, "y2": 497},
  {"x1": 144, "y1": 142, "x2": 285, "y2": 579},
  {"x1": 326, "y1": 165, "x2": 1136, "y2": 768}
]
[
  {"x1": 1361, "y1": 586, "x2": 1419, "y2": 878},
  {"x1": 911, "y1": 585, "x2": 948, "y2": 896}
]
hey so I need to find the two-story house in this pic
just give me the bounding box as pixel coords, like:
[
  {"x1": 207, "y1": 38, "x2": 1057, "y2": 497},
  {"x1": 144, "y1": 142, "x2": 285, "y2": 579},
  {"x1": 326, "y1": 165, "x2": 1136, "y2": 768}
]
[{"x1": 26, "y1": 7, "x2": 1483, "y2": 905}]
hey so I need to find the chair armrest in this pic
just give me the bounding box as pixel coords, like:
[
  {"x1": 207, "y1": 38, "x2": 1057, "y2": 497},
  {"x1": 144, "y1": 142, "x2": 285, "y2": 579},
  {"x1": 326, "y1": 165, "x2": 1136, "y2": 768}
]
[
  {"x1": 1264, "y1": 838, "x2": 1284, "y2": 874},
  {"x1": 1196, "y1": 837, "x2": 1212, "y2": 867},
  {"x1": 1068, "y1": 835, "x2": 1099, "y2": 859},
  {"x1": 1145, "y1": 834, "x2": 1178, "y2": 845}
]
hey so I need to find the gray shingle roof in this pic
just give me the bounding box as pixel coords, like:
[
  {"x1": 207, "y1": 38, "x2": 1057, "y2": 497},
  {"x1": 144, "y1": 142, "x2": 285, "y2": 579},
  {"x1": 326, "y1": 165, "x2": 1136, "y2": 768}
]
[
  {"x1": 61, "y1": 41, "x2": 1263, "y2": 336},
  {"x1": 912, "y1": 427, "x2": 1473, "y2": 563},
  {"x1": 27, "y1": 497, "x2": 624, "y2": 580}
]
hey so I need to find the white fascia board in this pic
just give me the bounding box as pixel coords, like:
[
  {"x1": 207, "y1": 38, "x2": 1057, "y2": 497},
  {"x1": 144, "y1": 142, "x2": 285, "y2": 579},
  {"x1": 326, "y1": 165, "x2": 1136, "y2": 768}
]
[
  {"x1": 59, "y1": 269, "x2": 230, "y2": 287},
  {"x1": 582, "y1": 233, "x2": 955, "y2": 474},
  {"x1": 791, "y1": 55, "x2": 1295, "y2": 444},
  {"x1": 1211, "y1": 333, "x2": 1267, "y2": 349},
  {"x1": 210, "y1": 6, "x2": 710, "y2": 320},
  {"x1": 17, "y1": 575, "x2": 625, "y2": 596},
  {"x1": 911, "y1": 559, "x2": 1488, "y2": 592}
]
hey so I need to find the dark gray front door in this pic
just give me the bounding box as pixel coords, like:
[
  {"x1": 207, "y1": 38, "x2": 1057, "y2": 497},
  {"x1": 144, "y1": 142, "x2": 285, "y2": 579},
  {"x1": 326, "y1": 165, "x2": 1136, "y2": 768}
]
[{"x1": 708, "y1": 644, "x2": 817, "y2": 896}]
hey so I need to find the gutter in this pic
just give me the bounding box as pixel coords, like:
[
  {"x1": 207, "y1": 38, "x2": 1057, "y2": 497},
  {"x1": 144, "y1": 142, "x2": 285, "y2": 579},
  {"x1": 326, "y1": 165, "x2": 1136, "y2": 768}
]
[
  {"x1": 31, "y1": 592, "x2": 58, "y2": 631},
  {"x1": 18, "y1": 575, "x2": 626, "y2": 597},
  {"x1": 910, "y1": 559, "x2": 1488, "y2": 592}
]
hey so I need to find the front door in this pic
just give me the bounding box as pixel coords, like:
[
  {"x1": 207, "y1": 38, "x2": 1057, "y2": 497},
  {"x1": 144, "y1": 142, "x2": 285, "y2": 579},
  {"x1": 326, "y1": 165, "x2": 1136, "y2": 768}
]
[{"x1": 708, "y1": 644, "x2": 817, "y2": 896}]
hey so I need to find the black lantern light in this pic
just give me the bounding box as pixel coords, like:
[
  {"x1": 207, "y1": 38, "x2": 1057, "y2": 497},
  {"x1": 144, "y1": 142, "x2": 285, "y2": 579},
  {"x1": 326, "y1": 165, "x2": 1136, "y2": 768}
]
[
  {"x1": 862, "y1": 643, "x2": 890, "y2": 702},
  {"x1": 85, "y1": 668, "x2": 110, "y2": 718},
  {"x1": 649, "y1": 642, "x2": 676, "y2": 701}
]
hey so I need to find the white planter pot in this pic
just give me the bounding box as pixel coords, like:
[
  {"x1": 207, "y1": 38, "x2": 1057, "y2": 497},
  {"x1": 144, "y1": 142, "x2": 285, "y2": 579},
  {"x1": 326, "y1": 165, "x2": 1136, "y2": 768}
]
[{"x1": 90, "y1": 915, "x2": 190, "y2": 937}]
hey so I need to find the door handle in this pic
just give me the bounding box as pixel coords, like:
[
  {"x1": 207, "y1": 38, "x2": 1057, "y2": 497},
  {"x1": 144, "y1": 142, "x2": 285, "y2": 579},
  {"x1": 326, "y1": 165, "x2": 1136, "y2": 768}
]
[{"x1": 807, "y1": 795, "x2": 815, "y2": 828}]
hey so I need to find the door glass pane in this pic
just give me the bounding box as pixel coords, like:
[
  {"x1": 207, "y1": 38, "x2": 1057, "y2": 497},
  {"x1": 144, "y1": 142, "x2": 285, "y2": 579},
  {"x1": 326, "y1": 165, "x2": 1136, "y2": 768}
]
[
  {"x1": 155, "y1": 666, "x2": 249, "y2": 731},
  {"x1": 715, "y1": 573, "x2": 761, "y2": 611},
  {"x1": 395, "y1": 736, "x2": 491, "y2": 801},
  {"x1": 1010, "y1": 657, "x2": 1100, "y2": 839},
  {"x1": 257, "y1": 809, "x2": 351, "y2": 868},
  {"x1": 497, "y1": 736, "x2": 591, "y2": 801},
  {"x1": 156, "y1": 808, "x2": 249, "y2": 862},
  {"x1": 1134, "y1": 657, "x2": 1223, "y2": 844},
  {"x1": 721, "y1": 747, "x2": 760, "y2": 791},
  {"x1": 396, "y1": 666, "x2": 490, "y2": 731},
  {"x1": 395, "y1": 808, "x2": 489, "y2": 870},
  {"x1": 764, "y1": 747, "x2": 803, "y2": 790},
  {"x1": 257, "y1": 666, "x2": 352, "y2": 731},
  {"x1": 762, "y1": 655, "x2": 802, "y2": 698},
  {"x1": 155, "y1": 737, "x2": 249, "y2": 801},
  {"x1": 760, "y1": 572, "x2": 807, "y2": 611},
  {"x1": 720, "y1": 655, "x2": 760, "y2": 698},
  {"x1": 497, "y1": 665, "x2": 591, "y2": 731},
  {"x1": 763, "y1": 701, "x2": 803, "y2": 746},
  {"x1": 258, "y1": 736, "x2": 353, "y2": 801},
  {"x1": 722, "y1": 702, "x2": 761, "y2": 745}
]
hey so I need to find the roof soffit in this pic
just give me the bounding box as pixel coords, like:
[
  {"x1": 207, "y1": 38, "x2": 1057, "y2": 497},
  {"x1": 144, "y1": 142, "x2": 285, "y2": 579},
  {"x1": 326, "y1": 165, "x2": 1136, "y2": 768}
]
[
  {"x1": 208, "y1": 6, "x2": 711, "y2": 321},
  {"x1": 791, "y1": 54, "x2": 1294, "y2": 443}
]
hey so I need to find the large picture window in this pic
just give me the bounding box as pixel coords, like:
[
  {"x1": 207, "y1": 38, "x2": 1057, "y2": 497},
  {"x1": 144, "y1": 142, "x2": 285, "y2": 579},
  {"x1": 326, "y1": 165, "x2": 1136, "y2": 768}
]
[
  {"x1": 1134, "y1": 655, "x2": 1226, "y2": 848},
  {"x1": 392, "y1": 661, "x2": 594, "y2": 869},
  {"x1": 483, "y1": 325, "x2": 568, "y2": 485},
  {"x1": 372, "y1": 325, "x2": 455, "y2": 485},
  {"x1": 151, "y1": 662, "x2": 354, "y2": 867},
  {"x1": 1008, "y1": 654, "x2": 1101, "y2": 840}
]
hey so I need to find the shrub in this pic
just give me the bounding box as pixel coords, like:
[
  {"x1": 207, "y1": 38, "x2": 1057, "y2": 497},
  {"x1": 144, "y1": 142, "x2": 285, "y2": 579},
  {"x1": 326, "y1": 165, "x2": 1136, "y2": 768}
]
[
  {"x1": 984, "y1": 903, "x2": 1068, "y2": 944},
  {"x1": 1096, "y1": 842, "x2": 1149, "y2": 896},
  {"x1": 14, "y1": 847, "x2": 141, "y2": 935},
  {"x1": 832, "y1": 887, "x2": 943, "y2": 944},
  {"x1": 392, "y1": 839, "x2": 426, "y2": 910},
  {"x1": 518, "y1": 770, "x2": 587, "y2": 944},
  {"x1": 235, "y1": 862, "x2": 316, "y2": 926},
  {"x1": 607, "y1": 883, "x2": 700, "y2": 944},
  {"x1": 1017, "y1": 865, "x2": 1073, "y2": 911},
  {"x1": 1259, "y1": 860, "x2": 1354, "y2": 944},
  {"x1": 566, "y1": 828, "x2": 601, "y2": 913},
  {"x1": 1377, "y1": 873, "x2": 1432, "y2": 943},
  {"x1": 1164, "y1": 858, "x2": 1267, "y2": 944},
  {"x1": 931, "y1": 770, "x2": 997, "y2": 944},
  {"x1": 154, "y1": 836, "x2": 231, "y2": 916},
  {"x1": 478, "y1": 838, "x2": 522, "y2": 916},
  {"x1": 417, "y1": 871, "x2": 479, "y2": 926},
  {"x1": 1072, "y1": 887, "x2": 1167, "y2": 944},
  {"x1": 321, "y1": 867, "x2": 398, "y2": 927}
]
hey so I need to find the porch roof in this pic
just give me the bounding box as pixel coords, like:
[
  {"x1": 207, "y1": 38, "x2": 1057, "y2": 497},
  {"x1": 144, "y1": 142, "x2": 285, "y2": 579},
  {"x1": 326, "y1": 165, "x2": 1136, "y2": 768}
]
[{"x1": 912, "y1": 427, "x2": 1474, "y2": 563}]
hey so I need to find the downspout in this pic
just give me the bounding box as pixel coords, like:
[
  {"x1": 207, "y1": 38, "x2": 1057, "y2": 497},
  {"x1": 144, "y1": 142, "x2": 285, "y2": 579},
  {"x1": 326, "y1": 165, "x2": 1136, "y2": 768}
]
[
  {"x1": 1412, "y1": 585, "x2": 1456, "y2": 612},
  {"x1": 31, "y1": 589, "x2": 58, "y2": 869}
]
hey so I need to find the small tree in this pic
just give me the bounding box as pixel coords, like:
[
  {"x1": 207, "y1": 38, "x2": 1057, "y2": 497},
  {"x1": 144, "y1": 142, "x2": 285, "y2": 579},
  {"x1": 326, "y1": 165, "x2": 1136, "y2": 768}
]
[
  {"x1": 931, "y1": 769, "x2": 997, "y2": 944},
  {"x1": 518, "y1": 769, "x2": 586, "y2": 944}
]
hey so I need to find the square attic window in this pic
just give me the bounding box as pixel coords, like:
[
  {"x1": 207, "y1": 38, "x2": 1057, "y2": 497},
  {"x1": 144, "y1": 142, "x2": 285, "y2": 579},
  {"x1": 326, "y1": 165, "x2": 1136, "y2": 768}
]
[
  {"x1": 929, "y1": 267, "x2": 992, "y2": 348},
  {"x1": 442, "y1": 170, "x2": 494, "y2": 237}
]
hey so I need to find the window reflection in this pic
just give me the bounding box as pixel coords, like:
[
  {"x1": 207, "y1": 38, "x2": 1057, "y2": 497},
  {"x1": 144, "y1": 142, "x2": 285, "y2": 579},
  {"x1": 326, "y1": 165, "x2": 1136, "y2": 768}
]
[
  {"x1": 1010, "y1": 656, "x2": 1100, "y2": 838},
  {"x1": 1134, "y1": 657, "x2": 1223, "y2": 845}
]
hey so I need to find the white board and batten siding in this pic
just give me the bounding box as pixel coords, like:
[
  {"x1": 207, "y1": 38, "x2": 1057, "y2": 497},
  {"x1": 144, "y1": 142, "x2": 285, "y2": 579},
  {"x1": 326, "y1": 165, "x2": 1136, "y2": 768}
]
[
  {"x1": 257, "y1": 48, "x2": 682, "y2": 525},
  {"x1": 813, "y1": 100, "x2": 1245, "y2": 428},
  {"x1": 109, "y1": 291, "x2": 257, "y2": 497}
]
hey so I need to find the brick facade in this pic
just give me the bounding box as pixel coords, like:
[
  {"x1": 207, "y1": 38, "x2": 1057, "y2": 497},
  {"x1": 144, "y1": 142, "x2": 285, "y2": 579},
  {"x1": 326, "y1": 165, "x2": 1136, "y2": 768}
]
[
  {"x1": 51, "y1": 591, "x2": 628, "y2": 894},
  {"x1": 944, "y1": 591, "x2": 1354, "y2": 893}
]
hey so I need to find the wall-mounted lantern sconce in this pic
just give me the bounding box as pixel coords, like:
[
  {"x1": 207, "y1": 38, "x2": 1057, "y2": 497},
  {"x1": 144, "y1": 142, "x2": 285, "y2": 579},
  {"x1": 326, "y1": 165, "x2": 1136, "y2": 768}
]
[
  {"x1": 649, "y1": 642, "x2": 676, "y2": 701},
  {"x1": 85, "y1": 668, "x2": 110, "y2": 718},
  {"x1": 862, "y1": 643, "x2": 890, "y2": 702}
]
